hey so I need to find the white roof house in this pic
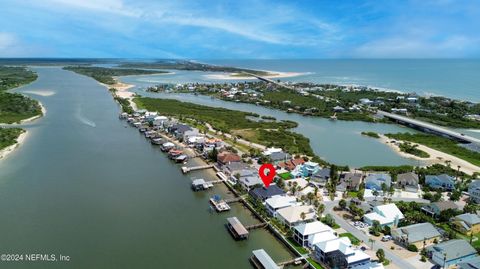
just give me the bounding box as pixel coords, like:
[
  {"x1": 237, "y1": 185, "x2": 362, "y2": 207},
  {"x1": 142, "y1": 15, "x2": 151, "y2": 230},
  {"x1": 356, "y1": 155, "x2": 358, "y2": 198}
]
[
  {"x1": 265, "y1": 195, "x2": 297, "y2": 217},
  {"x1": 276, "y1": 205, "x2": 316, "y2": 227},
  {"x1": 308, "y1": 230, "x2": 337, "y2": 248},
  {"x1": 364, "y1": 203, "x2": 404, "y2": 227},
  {"x1": 316, "y1": 237, "x2": 352, "y2": 254},
  {"x1": 295, "y1": 221, "x2": 333, "y2": 237},
  {"x1": 263, "y1": 147, "x2": 283, "y2": 156}
]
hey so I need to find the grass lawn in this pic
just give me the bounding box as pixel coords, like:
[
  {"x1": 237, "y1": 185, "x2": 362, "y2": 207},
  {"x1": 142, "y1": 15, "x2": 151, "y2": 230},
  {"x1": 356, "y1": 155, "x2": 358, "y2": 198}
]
[
  {"x1": 279, "y1": 172, "x2": 292, "y2": 180},
  {"x1": 347, "y1": 191, "x2": 358, "y2": 198},
  {"x1": 339, "y1": 233, "x2": 361, "y2": 245},
  {"x1": 307, "y1": 258, "x2": 325, "y2": 269},
  {"x1": 286, "y1": 237, "x2": 309, "y2": 255}
]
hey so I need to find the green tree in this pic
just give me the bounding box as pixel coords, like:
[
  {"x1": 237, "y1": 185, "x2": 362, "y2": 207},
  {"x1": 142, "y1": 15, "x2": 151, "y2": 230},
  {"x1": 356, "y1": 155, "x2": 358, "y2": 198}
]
[
  {"x1": 339, "y1": 199, "x2": 347, "y2": 209},
  {"x1": 376, "y1": 248, "x2": 385, "y2": 262}
]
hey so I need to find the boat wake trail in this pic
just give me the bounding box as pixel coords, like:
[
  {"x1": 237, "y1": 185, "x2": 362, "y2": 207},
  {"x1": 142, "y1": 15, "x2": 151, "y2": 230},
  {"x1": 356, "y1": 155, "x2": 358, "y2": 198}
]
[{"x1": 75, "y1": 106, "x2": 96, "y2": 127}]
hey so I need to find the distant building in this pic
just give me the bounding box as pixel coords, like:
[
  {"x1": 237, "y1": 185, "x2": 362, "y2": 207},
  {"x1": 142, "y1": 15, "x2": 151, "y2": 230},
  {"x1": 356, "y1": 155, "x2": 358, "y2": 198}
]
[
  {"x1": 363, "y1": 203, "x2": 404, "y2": 227},
  {"x1": 365, "y1": 173, "x2": 391, "y2": 191},
  {"x1": 392, "y1": 222, "x2": 441, "y2": 248},
  {"x1": 425, "y1": 174, "x2": 455, "y2": 191},
  {"x1": 269, "y1": 151, "x2": 291, "y2": 165},
  {"x1": 468, "y1": 180, "x2": 480, "y2": 204},
  {"x1": 427, "y1": 239, "x2": 478, "y2": 268},
  {"x1": 337, "y1": 173, "x2": 362, "y2": 191},
  {"x1": 217, "y1": 151, "x2": 241, "y2": 166}
]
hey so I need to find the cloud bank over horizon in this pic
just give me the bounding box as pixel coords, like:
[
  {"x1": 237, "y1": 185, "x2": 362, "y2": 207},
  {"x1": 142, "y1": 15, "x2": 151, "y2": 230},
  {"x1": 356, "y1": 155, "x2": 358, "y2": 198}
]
[{"x1": 0, "y1": 0, "x2": 479, "y2": 58}]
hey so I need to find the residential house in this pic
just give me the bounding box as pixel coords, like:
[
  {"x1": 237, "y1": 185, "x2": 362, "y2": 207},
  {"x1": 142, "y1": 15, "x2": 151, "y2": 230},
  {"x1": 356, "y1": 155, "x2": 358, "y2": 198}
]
[
  {"x1": 293, "y1": 221, "x2": 334, "y2": 247},
  {"x1": 249, "y1": 185, "x2": 286, "y2": 201},
  {"x1": 365, "y1": 173, "x2": 391, "y2": 191},
  {"x1": 458, "y1": 257, "x2": 480, "y2": 269},
  {"x1": 427, "y1": 239, "x2": 478, "y2": 268},
  {"x1": 452, "y1": 213, "x2": 480, "y2": 235},
  {"x1": 337, "y1": 173, "x2": 362, "y2": 192},
  {"x1": 169, "y1": 124, "x2": 192, "y2": 140},
  {"x1": 276, "y1": 205, "x2": 316, "y2": 228},
  {"x1": 391, "y1": 223, "x2": 441, "y2": 249},
  {"x1": 182, "y1": 129, "x2": 200, "y2": 142},
  {"x1": 236, "y1": 169, "x2": 263, "y2": 190},
  {"x1": 222, "y1": 162, "x2": 250, "y2": 177},
  {"x1": 396, "y1": 172, "x2": 419, "y2": 192},
  {"x1": 217, "y1": 151, "x2": 241, "y2": 166},
  {"x1": 265, "y1": 195, "x2": 297, "y2": 217},
  {"x1": 363, "y1": 203, "x2": 404, "y2": 227},
  {"x1": 310, "y1": 168, "x2": 331, "y2": 186},
  {"x1": 468, "y1": 180, "x2": 480, "y2": 204},
  {"x1": 425, "y1": 174, "x2": 456, "y2": 191},
  {"x1": 312, "y1": 237, "x2": 371, "y2": 269},
  {"x1": 269, "y1": 151, "x2": 291, "y2": 165},
  {"x1": 421, "y1": 201, "x2": 459, "y2": 217},
  {"x1": 291, "y1": 162, "x2": 321, "y2": 178}
]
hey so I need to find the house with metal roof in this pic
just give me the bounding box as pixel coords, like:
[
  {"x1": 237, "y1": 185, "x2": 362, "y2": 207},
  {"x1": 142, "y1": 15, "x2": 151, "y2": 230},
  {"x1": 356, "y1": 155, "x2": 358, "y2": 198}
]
[
  {"x1": 468, "y1": 180, "x2": 480, "y2": 204},
  {"x1": 421, "y1": 201, "x2": 459, "y2": 217},
  {"x1": 249, "y1": 185, "x2": 285, "y2": 201},
  {"x1": 396, "y1": 172, "x2": 419, "y2": 192},
  {"x1": 425, "y1": 174, "x2": 456, "y2": 191},
  {"x1": 312, "y1": 236, "x2": 371, "y2": 269},
  {"x1": 363, "y1": 203, "x2": 404, "y2": 227},
  {"x1": 452, "y1": 213, "x2": 480, "y2": 235},
  {"x1": 293, "y1": 221, "x2": 334, "y2": 247},
  {"x1": 365, "y1": 173, "x2": 391, "y2": 191},
  {"x1": 427, "y1": 239, "x2": 478, "y2": 268},
  {"x1": 391, "y1": 222, "x2": 441, "y2": 249},
  {"x1": 250, "y1": 249, "x2": 280, "y2": 269},
  {"x1": 337, "y1": 172, "x2": 362, "y2": 191},
  {"x1": 459, "y1": 256, "x2": 480, "y2": 269},
  {"x1": 310, "y1": 168, "x2": 331, "y2": 186}
]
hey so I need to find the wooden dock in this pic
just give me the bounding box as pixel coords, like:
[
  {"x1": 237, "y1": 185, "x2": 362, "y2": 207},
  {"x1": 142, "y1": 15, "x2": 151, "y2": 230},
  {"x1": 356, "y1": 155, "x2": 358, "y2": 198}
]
[
  {"x1": 224, "y1": 197, "x2": 243, "y2": 203},
  {"x1": 277, "y1": 258, "x2": 304, "y2": 267},
  {"x1": 181, "y1": 164, "x2": 214, "y2": 174}
]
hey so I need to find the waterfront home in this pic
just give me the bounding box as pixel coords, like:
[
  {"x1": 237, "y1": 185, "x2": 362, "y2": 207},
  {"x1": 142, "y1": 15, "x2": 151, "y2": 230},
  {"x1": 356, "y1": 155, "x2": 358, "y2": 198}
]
[
  {"x1": 337, "y1": 172, "x2": 362, "y2": 191},
  {"x1": 250, "y1": 249, "x2": 280, "y2": 269},
  {"x1": 396, "y1": 172, "x2": 419, "y2": 192},
  {"x1": 291, "y1": 161, "x2": 321, "y2": 178},
  {"x1": 333, "y1": 106, "x2": 345, "y2": 112},
  {"x1": 237, "y1": 170, "x2": 263, "y2": 191},
  {"x1": 152, "y1": 115, "x2": 168, "y2": 126},
  {"x1": 365, "y1": 173, "x2": 391, "y2": 191},
  {"x1": 363, "y1": 203, "x2": 404, "y2": 227},
  {"x1": 310, "y1": 167, "x2": 331, "y2": 186},
  {"x1": 265, "y1": 195, "x2": 298, "y2": 217},
  {"x1": 452, "y1": 213, "x2": 480, "y2": 235},
  {"x1": 216, "y1": 151, "x2": 241, "y2": 166},
  {"x1": 293, "y1": 221, "x2": 334, "y2": 247},
  {"x1": 425, "y1": 174, "x2": 455, "y2": 190},
  {"x1": 427, "y1": 239, "x2": 478, "y2": 268},
  {"x1": 276, "y1": 205, "x2": 316, "y2": 228},
  {"x1": 391, "y1": 223, "x2": 441, "y2": 249},
  {"x1": 277, "y1": 158, "x2": 305, "y2": 171},
  {"x1": 421, "y1": 201, "x2": 459, "y2": 217},
  {"x1": 222, "y1": 162, "x2": 250, "y2": 177},
  {"x1": 468, "y1": 180, "x2": 480, "y2": 204},
  {"x1": 263, "y1": 147, "x2": 283, "y2": 156},
  {"x1": 182, "y1": 129, "x2": 200, "y2": 142},
  {"x1": 249, "y1": 185, "x2": 285, "y2": 201},
  {"x1": 168, "y1": 124, "x2": 192, "y2": 139},
  {"x1": 312, "y1": 237, "x2": 371, "y2": 269},
  {"x1": 307, "y1": 230, "x2": 337, "y2": 249}
]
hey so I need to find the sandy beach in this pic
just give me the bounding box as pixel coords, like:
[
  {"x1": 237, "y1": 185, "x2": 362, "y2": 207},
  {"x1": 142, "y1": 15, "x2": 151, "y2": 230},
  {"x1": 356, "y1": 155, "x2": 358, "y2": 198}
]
[
  {"x1": 0, "y1": 130, "x2": 28, "y2": 160},
  {"x1": 100, "y1": 79, "x2": 138, "y2": 111},
  {"x1": 378, "y1": 134, "x2": 480, "y2": 175},
  {"x1": 20, "y1": 102, "x2": 47, "y2": 124},
  {"x1": 204, "y1": 71, "x2": 305, "y2": 80},
  {"x1": 22, "y1": 90, "x2": 56, "y2": 96}
]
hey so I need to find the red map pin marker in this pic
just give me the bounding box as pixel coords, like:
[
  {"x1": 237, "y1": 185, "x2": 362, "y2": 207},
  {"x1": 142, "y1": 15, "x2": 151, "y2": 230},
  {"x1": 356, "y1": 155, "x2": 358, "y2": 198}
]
[{"x1": 259, "y1": 163, "x2": 276, "y2": 188}]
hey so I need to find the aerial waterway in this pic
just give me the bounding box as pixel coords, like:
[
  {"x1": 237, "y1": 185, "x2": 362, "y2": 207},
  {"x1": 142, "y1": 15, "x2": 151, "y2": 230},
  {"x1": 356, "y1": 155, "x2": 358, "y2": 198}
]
[{"x1": 0, "y1": 67, "x2": 300, "y2": 269}]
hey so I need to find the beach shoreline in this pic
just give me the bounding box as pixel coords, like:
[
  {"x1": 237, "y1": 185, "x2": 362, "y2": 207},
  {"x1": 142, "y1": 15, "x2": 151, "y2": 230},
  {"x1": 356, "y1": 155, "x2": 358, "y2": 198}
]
[
  {"x1": 19, "y1": 102, "x2": 47, "y2": 124},
  {"x1": 99, "y1": 79, "x2": 138, "y2": 111},
  {"x1": 204, "y1": 71, "x2": 305, "y2": 80},
  {"x1": 0, "y1": 130, "x2": 28, "y2": 160},
  {"x1": 378, "y1": 134, "x2": 480, "y2": 175}
]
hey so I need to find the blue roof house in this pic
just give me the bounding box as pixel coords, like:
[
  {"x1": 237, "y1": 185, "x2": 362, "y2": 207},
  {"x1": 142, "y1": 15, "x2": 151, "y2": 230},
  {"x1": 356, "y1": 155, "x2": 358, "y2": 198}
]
[
  {"x1": 425, "y1": 174, "x2": 455, "y2": 190},
  {"x1": 365, "y1": 173, "x2": 391, "y2": 191}
]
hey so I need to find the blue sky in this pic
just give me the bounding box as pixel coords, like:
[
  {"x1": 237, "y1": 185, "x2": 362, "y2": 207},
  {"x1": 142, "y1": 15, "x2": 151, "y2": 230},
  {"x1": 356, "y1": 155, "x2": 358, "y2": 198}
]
[{"x1": 0, "y1": 0, "x2": 479, "y2": 58}]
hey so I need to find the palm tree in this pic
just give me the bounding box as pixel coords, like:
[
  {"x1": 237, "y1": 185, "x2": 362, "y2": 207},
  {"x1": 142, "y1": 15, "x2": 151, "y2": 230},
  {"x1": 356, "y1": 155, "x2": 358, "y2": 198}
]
[
  {"x1": 317, "y1": 204, "x2": 325, "y2": 217},
  {"x1": 300, "y1": 212, "x2": 306, "y2": 221},
  {"x1": 373, "y1": 189, "x2": 379, "y2": 201}
]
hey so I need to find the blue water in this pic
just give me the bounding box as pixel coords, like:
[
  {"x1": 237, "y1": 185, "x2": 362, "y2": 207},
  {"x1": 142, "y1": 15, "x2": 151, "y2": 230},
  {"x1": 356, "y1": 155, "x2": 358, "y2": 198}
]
[{"x1": 204, "y1": 59, "x2": 480, "y2": 102}]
